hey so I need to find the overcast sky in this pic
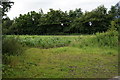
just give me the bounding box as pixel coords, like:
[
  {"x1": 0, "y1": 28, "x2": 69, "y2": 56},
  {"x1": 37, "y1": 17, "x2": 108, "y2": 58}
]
[{"x1": 7, "y1": 0, "x2": 119, "y2": 19}]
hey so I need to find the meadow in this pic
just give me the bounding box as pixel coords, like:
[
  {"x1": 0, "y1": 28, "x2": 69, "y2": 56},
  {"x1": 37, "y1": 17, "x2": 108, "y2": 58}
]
[{"x1": 2, "y1": 31, "x2": 118, "y2": 78}]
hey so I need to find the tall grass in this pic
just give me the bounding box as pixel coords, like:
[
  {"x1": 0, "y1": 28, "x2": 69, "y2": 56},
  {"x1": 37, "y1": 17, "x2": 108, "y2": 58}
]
[
  {"x1": 2, "y1": 36, "x2": 24, "y2": 56},
  {"x1": 18, "y1": 36, "x2": 73, "y2": 49},
  {"x1": 2, "y1": 36, "x2": 25, "y2": 65},
  {"x1": 5, "y1": 30, "x2": 118, "y2": 49},
  {"x1": 3, "y1": 31, "x2": 118, "y2": 78},
  {"x1": 71, "y1": 30, "x2": 118, "y2": 49}
]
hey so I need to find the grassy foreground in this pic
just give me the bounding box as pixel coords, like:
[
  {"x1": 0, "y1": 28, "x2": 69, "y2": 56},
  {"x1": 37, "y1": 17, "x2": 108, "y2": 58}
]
[
  {"x1": 3, "y1": 47, "x2": 118, "y2": 78},
  {"x1": 2, "y1": 31, "x2": 118, "y2": 78}
]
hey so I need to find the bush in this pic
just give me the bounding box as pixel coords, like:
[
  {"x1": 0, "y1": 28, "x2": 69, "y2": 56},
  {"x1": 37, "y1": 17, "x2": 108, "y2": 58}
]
[
  {"x1": 2, "y1": 36, "x2": 24, "y2": 56},
  {"x1": 71, "y1": 30, "x2": 118, "y2": 48},
  {"x1": 95, "y1": 30, "x2": 118, "y2": 48}
]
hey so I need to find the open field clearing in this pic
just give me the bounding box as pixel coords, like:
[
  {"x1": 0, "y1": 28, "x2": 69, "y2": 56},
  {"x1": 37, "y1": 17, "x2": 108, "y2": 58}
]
[
  {"x1": 2, "y1": 31, "x2": 118, "y2": 78},
  {"x1": 3, "y1": 47, "x2": 118, "y2": 78}
]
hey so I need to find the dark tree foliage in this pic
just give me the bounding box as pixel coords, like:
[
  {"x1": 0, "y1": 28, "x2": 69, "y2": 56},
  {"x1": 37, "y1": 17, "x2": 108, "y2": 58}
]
[
  {"x1": 108, "y1": 1, "x2": 120, "y2": 31},
  {"x1": 1, "y1": 0, "x2": 14, "y2": 34},
  {"x1": 2, "y1": 2, "x2": 119, "y2": 35},
  {"x1": 0, "y1": 0, "x2": 14, "y2": 18}
]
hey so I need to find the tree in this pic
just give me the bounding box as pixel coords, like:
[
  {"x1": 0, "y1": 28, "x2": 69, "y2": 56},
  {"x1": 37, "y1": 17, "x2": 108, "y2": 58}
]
[
  {"x1": 83, "y1": 5, "x2": 109, "y2": 34},
  {"x1": 1, "y1": 0, "x2": 14, "y2": 34},
  {"x1": 38, "y1": 9, "x2": 69, "y2": 34},
  {"x1": 2, "y1": 17, "x2": 13, "y2": 34},
  {"x1": 69, "y1": 5, "x2": 109, "y2": 34},
  {"x1": 108, "y1": 1, "x2": 120, "y2": 31},
  {"x1": 108, "y1": 6, "x2": 117, "y2": 20},
  {"x1": 115, "y1": 1, "x2": 120, "y2": 18},
  {"x1": 68, "y1": 8, "x2": 83, "y2": 33},
  {"x1": 0, "y1": 0, "x2": 14, "y2": 18},
  {"x1": 10, "y1": 11, "x2": 42, "y2": 35},
  {"x1": 7, "y1": 4, "x2": 118, "y2": 35}
]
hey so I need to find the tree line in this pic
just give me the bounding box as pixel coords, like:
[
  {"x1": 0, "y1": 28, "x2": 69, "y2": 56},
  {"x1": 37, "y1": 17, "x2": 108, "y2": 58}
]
[{"x1": 2, "y1": 2, "x2": 120, "y2": 35}]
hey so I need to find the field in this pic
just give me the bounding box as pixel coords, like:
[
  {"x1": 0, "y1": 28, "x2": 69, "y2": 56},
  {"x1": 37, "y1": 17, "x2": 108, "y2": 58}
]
[{"x1": 2, "y1": 31, "x2": 118, "y2": 78}]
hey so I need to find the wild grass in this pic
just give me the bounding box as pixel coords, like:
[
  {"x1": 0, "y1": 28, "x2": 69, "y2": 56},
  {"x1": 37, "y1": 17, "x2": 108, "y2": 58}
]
[
  {"x1": 71, "y1": 30, "x2": 118, "y2": 49},
  {"x1": 3, "y1": 47, "x2": 118, "y2": 78},
  {"x1": 6, "y1": 30, "x2": 118, "y2": 49},
  {"x1": 2, "y1": 31, "x2": 118, "y2": 78},
  {"x1": 2, "y1": 36, "x2": 24, "y2": 56},
  {"x1": 2, "y1": 36, "x2": 25, "y2": 65},
  {"x1": 6, "y1": 35, "x2": 80, "y2": 48}
]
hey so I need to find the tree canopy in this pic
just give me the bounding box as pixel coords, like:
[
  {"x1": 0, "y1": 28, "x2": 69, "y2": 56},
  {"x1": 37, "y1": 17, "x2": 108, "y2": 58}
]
[
  {"x1": 0, "y1": 0, "x2": 14, "y2": 18},
  {"x1": 2, "y1": 2, "x2": 119, "y2": 35}
]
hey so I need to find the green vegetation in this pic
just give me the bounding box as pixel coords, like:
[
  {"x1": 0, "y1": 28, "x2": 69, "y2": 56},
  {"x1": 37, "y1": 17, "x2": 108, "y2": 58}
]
[
  {"x1": 1, "y1": 1, "x2": 119, "y2": 78},
  {"x1": 3, "y1": 47, "x2": 118, "y2": 78},
  {"x1": 5, "y1": 30, "x2": 118, "y2": 49},
  {"x1": 2, "y1": 2, "x2": 120, "y2": 35},
  {"x1": 2, "y1": 31, "x2": 118, "y2": 78},
  {"x1": 1, "y1": 1, "x2": 14, "y2": 18},
  {"x1": 2, "y1": 36, "x2": 24, "y2": 56},
  {"x1": 72, "y1": 30, "x2": 118, "y2": 49},
  {"x1": 2, "y1": 36, "x2": 25, "y2": 65}
]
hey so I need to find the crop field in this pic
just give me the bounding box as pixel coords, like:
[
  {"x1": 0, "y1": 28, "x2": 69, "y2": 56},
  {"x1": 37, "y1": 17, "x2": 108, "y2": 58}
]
[{"x1": 2, "y1": 31, "x2": 118, "y2": 78}]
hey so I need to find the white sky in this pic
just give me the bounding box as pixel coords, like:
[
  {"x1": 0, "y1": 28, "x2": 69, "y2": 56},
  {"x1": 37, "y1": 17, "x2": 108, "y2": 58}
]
[{"x1": 7, "y1": 0, "x2": 120, "y2": 19}]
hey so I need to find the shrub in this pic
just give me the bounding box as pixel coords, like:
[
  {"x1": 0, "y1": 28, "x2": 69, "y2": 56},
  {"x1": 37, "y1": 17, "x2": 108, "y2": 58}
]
[
  {"x1": 71, "y1": 30, "x2": 118, "y2": 48},
  {"x1": 95, "y1": 30, "x2": 118, "y2": 48},
  {"x1": 2, "y1": 36, "x2": 24, "y2": 56}
]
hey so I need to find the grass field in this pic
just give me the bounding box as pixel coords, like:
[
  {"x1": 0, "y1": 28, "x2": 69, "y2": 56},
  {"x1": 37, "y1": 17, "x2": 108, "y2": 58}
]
[{"x1": 2, "y1": 31, "x2": 118, "y2": 78}]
